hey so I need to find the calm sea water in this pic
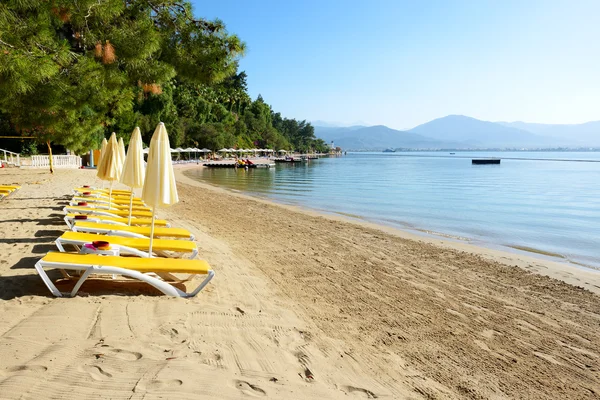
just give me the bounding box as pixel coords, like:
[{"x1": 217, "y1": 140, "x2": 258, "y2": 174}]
[{"x1": 184, "y1": 152, "x2": 600, "y2": 268}]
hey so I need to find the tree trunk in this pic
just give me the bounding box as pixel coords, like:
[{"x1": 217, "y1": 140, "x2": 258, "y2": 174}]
[{"x1": 46, "y1": 141, "x2": 54, "y2": 174}]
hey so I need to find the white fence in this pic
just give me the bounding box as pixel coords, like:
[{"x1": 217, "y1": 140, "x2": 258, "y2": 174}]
[
  {"x1": 1, "y1": 148, "x2": 20, "y2": 167},
  {"x1": 31, "y1": 155, "x2": 82, "y2": 169}
]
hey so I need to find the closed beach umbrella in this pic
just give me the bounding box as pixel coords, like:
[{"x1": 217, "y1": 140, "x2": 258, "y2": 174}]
[
  {"x1": 141, "y1": 122, "x2": 179, "y2": 257},
  {"x1": 120, "y1": 127, "x2": 146, "y2": 225},
  {"x1": 96, "y1": 132, "x2": 123, "y2": 205},
  {"x1": 98, "y1": 137, "x2": 108, "y2": 165},
  {"x1": 97, "y1": 137, "x2": 108, "y2": 188},
  {"x1": 118, "y1": 137, "x2": 126, "y2": 165}
]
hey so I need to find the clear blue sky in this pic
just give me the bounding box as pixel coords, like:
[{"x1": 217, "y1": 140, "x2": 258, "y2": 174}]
[{"x1": 191, "y1": 0, "x2": 600, "y2": 129}]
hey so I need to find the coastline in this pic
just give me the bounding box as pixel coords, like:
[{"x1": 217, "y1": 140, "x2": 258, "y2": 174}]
[
  {"x1": 1, "y1": 167, "x2": 599, "y2": 399},
  {"x1": 178, "y1": 164, "x2": 600, "y2": 295}
]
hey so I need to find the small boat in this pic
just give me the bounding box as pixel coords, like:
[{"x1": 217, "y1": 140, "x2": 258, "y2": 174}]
[
  {"x1": 449, "y1": 152, "x2": 455, "y2": 155},
  {"x1": 383, "y1": 148, "x2": 396, "y2": 153},
  {"x1": 472, "y1": 159, "x2": 500, "y2": 165}
]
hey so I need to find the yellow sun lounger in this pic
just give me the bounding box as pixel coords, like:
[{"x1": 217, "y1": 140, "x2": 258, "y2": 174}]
[
  {"x1": 74, "y1": 192, "x2": 140, "y2": 201},
  {"x1": 55, "y1": 231, "x2": 198, "y2": 258},
  {"x1": 0, "y1": 186, "x2": 19, "y2": 200},
  {"x1": 72, "y1": 196, "x2": 146, "y2": 206},
  {"x1": 74, "y1": 187, "x2": 132, "y2": 195},
  {"x1": 64, "y1": 206, "x2": 153, "y2": 218},
  {"x1": 35, "y1": 252, "x2": 214, "y2": 297},
  {"x1": 64, "y1": 214, "x2": 170, "y2": 229},
  {"x1": 72, "y1": 221, "x2": 194, "y2": 240},
  {"x1": 68, "y1": 200, "x2": 151, "y2": 211}
]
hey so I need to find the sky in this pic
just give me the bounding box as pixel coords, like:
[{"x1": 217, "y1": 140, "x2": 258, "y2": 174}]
[{"x1": 191, "y1": 0, "x2": 600, "y2": 130}]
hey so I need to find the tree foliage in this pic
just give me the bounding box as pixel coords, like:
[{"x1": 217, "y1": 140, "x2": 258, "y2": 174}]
[{"x1": 0, "y1": 0, "x2": 328, "y2": 156}]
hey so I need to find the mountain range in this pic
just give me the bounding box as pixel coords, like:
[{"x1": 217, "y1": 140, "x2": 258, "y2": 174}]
[{"x1": 314, "y1": 115, "x2": 600, "y2": 150}]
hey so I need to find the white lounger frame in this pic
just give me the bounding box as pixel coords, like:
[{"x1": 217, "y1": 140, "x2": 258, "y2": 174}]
[
  {"x1": 64, "y1": 206, "x2": 121, "y2": 218},
  {"x1": 35, "y1": 259, "x2": 214, "y2": 298},
  {"x1": 72, "y1": 224, "x2": 194, "y2": 241},
  {"x1": 55, "y1": 237, "x2": 198, "y2": 259},
  {"x1": 68, "y1": 200, "x2": 113, "y2": 209},
  {"x1": 63, "y1": 215, "x2": 171, "y2": 229}
]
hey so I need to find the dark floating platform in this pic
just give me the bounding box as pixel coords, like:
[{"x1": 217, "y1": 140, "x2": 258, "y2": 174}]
[{"x1": 472, "y1": 159, "x2": 501, "y2": 165}]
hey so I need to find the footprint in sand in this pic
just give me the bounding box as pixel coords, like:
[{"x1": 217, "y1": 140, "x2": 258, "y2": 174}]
[
  {"x1": 105, "y1": 348, "x2": 142, "y2": 361},
  {"x1": 235, "y1": 380, "x2": 266, "y2": 397},
  {"x1": 80, "y1": 365, "x2": 113, "y2": 381},
  {"x1": 146, "y1": 379, "x2": 183, "y2": 391},
  {"x1": 7, "y1": 365, "x2": 48, "y2": 374},
  {"x1": 343, "y1": 385, "x2": 378, "y2": 398}
]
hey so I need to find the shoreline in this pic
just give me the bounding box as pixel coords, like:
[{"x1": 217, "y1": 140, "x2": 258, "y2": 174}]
[{"x1": 178, "y1": 164, "x2": 600, "y2": 294}]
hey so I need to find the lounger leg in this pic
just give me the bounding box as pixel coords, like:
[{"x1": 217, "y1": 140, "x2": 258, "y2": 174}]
[
  {"x1": 64, "y1": 216, "x2": 73, "y2": 229},
  {"x1": 70, "y1": 269, "x2": 93, "y2": 297},
  {"x1": 55, "y1": 239, "x2": 66, "y2": 252},
  {"x1": 188, "y1": 270, "x2": 215, "y2": 297},
  {"x1": 34, "y1": 261, "x2": 63, "y2": 297}
]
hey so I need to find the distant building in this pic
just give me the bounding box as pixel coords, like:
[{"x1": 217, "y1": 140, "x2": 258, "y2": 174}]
[{"x1": 330, "y1": 141, "x2": 335, "y2": 149}]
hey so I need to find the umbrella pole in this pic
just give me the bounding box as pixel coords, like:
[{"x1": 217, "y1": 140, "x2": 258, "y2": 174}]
[
  {"x1": 148, "y1": 207, "x2": 156, "y2": 258},
  {"x1": 128, "y1": 188, "x2": 134, "y2": 226},
  {"x1": 109, "y1": 181, "x2": 113, "y2": 208}
]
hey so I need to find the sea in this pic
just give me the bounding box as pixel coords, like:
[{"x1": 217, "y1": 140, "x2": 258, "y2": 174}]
[{"x1": 184, "y1": 151, "x2": 600, "y2": 269}]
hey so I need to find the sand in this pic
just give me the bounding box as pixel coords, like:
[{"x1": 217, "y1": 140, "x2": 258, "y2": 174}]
[{"x1": 0, "y1": 166, "x2": 599, "y2": 399}]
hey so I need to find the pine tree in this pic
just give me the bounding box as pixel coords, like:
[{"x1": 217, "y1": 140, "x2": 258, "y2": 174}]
[{"x1": 0, "y1": 0, "x2": 244, "y2": 171}]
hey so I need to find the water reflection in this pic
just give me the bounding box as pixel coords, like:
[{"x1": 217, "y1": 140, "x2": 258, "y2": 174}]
[{"x1": 184, "y1": 153, "x2": 600, "y2": 268}]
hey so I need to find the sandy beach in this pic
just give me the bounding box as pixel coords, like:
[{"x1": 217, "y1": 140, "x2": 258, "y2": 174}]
[{"x1": 1, "y1": 166, "x2": 599, "y2": 399}]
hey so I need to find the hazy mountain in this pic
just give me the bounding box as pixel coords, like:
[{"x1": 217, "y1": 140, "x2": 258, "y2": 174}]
[
  {"x1": 314, "y1": 115, "x2": 598, "y2": 150},
  {"x1": 311, "y1": 120, "x2": 371, "y2": 128},
  {"x1": 408, "y1": 115, "x2": 569, "y2": 148},
  {"x1": 497, "y1": 121, "x2": 600, "y2": 146},
  {"x1": 311, "y1": 120, "x2": 344, "y2": 128},
  {"x1": 315, "y1": 125, "x2": 461, "y2": 150}
]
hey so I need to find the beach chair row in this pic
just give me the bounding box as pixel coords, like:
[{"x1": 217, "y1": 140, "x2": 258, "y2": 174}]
[{"x1": 34, "y1": 186, "x2": 214, "y2": 298}]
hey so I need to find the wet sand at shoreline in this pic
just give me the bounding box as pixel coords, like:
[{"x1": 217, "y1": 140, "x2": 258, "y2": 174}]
[{"x1": 0, "y1": 166, "x2": 599, "y2": 399}]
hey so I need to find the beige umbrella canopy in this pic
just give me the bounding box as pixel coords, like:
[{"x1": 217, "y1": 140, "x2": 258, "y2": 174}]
[
  {"x1": 141, "y1": 122, "x2": 179, "y2": 256},
  {"x1": 118, "y1": 137, "x2": 126, "y2": 165},
  {"x1": 96, "y1": 132, "x2": 123, "y2": 205},
  {"x1": 98, "y1": 137, "x2": 108, "y2": 165},
  {"x1": 120, "y1": 127, "x2": 146, "y2": 225}
]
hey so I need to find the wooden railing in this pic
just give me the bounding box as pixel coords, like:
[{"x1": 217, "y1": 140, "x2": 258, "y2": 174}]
[
  {"x1": 31, "y1": 155, "x2": 82, "y2": 168},
  {"x1": 1, "y1": 148, "x2": 20, "y2": 167}
]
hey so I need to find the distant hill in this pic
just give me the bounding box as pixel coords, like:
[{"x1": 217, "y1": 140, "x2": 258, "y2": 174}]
[
  {"x1": 408, "y1": 115, "x2": 566, "y2": 148},
  {"x1": 315, "y1": 125, "x2": 461, "y2": 150},
  {"x1": 314, "y1": 115, "x2": 599, "y2": 150},
  {"x1": 497, "y1": 121, "x2": 600, "y2": 146}
]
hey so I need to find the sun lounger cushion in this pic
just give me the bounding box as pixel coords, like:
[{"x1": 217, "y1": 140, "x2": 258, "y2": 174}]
[
  {"x1": 64, "y1": 213, "x2": 169, "y2": 227},
  {"x1": 68, "y1": 201, "x2": 151, "y2": 211},
  {"x1": 72, "y1": 196, "x2": 146, "y2": 205},
  {"x1": 73, "y1": 221, "x2": 193, "y2": 240},
  {"x1": 56, "y1": 231, "x2": 197, "y2": 257},
  {"x1": 74, "y1": 187, "x2": 132, "y2": 194},
  {"x1": 43, "y1": 251, "x2": 208, "y2": 274},
  {"x1": 65, "y1": 206, "x2": 153, "y2": 218}
]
